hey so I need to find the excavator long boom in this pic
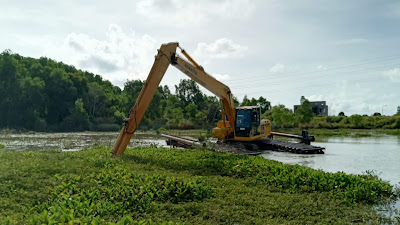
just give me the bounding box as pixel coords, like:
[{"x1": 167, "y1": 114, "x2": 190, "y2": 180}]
[{"x1": 111, "y1": 42, "x2": 235, "y2": 156}]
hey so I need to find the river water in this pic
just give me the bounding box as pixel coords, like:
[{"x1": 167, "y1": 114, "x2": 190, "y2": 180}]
[
  {"x1": 260, "y1": 135, "x2": 400, "y2": 214},
  {"x1": 260, "y1": 135, "x2": 400, "y2": 186}
]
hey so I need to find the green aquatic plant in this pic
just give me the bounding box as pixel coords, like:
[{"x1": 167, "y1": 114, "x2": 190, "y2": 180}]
[
  {"x1": 0, "y1": 146, "x2": 398, "y2": 224},
  {"x1": 130, "y1": 147, "x2": 395, "y2": 204},
  {"x1": 30, "y1": 163, "x2": 213, "y2": 224}
]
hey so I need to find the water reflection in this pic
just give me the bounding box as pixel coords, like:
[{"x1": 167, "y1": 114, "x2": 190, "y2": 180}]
[{"x1": 261, "y1": 136, "x2": 400, "y2": 186}]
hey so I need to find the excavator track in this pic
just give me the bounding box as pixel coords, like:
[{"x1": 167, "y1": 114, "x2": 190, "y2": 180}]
[
  {"x1": 161, "y1": 134, "x2": 325, "y2": 154},
  {"x1": 252, "y1": 138, "x2": 325, "y2": 154}
]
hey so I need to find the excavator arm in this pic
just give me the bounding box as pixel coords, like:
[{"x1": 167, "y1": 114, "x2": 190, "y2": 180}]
[{"x1": 111, "y1": 42, "x2": 235, "y2": 156}]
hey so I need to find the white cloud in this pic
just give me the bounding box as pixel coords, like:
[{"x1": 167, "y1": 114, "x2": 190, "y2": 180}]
[
  {"x1": 382, "y1": 68, "x2": 400, "y2": 82},
  {"x1": 306, "y1": 81, "x2": 384, "y2": 116},
  {"x1": 136, "y1": 0, "x2": 255, "y2": 25},
  {"x1": 212, "y1": 73, "x2": 230, "y2": 81},
  {"x1": 269, "y1": 63, "x2": 285, "y2": 73},
  {"x1": 194, "y1": 38, "x2": 248, "y2": 59},
  {"x1": 44, "y1": 24, "x2": 157, "y2": 87},
  {"x1": 316, "y1": 65, "x2": 327, "y2": 70},
  {"x1": 332, "y1": 38, "x2": 369, "y2": 45}
]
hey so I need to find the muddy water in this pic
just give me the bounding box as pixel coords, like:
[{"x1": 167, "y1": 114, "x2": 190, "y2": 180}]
[{"x1": 0, "y1": 131, "x2": 168, "y2": 152}]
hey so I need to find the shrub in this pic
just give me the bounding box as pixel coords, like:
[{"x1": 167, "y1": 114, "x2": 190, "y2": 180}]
[
  {"x1": 130, "y1": 147, "x2": 396, "y2": 204},
  {"x1": 392, "y1": 118, "x2": 400, "y2": 129},
  {"x1": 31, "y1": 165, "x2": 213, "y2": 224},
  {"x1": 178, "y1": 119, "x2": 194, "y2": 129}
]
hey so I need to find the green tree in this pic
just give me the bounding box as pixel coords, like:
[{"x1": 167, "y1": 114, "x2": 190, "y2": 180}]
[
  {"x1": 269, "y1": 104, "x2": 295, "y2": 128},
  {"x1": 18, "y1": 76, "x2": 46, "y2": 129},
  {"x1": 44, "y1": 68, "x2": 77, "y2": 124},
  {"x1": 175, "y1": 79, "x2": 204, "y2": 108},
  {"x1": 338, "y1": 112, "x2": 345, "y2": 116},
  {"x1": 194, "y1": 111, "x2": 208, "y2": 127},
  {"x1": 0, "y1": 50, "x2": 20, "y2": 127},
  {"x1": 203, "y1": 96, "x2": 220, "y2": 127},
  {"x1": 256, "y1": 96, "x2": 271, "y2": 114},
  {"x1": 396, "y1": 106, "x2": 400, "y2": 116},
  {"x1": 240, "y1": 96, "x2": 270, "y2": 114},
  {"x1": 295, "y1": 97, "x2": 313, "y2": 124},
  {"x1": 349, "y1": 114, "x2": 363, "y2": 128},
  {"x1": 241, "y1": 95, "x2": 250, "y2": 106},
  {"x1": 165, "y1": 108, "x2": 184, "y2": 128},
  {"x1": 233, "y1": 96, "x2": 240, "y2": 106},
  {"x1": 86, "y1": 82, "x2": 107, "y2": 118},
  {"x1": 62, "y1": 98, "x2": 90, "y2": 131},
  {"x1": 185, "y1": 103, "x2": 198, "y2": 120},
  {"x1": 0, "y1": 51, "x2": 129, "y2": 131}
]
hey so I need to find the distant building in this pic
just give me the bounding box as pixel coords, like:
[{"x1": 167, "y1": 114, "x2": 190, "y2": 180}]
[{"x1": 294, "y1": 101, "x2": 328, "y2": 116}]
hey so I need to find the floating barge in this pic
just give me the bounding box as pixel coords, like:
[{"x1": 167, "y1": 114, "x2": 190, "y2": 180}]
[
  {"x1": 252, "y1": 138, "x2": 325, "y2": 154},
  {"x1": 161, "y1": 132, "x2": 325, "y2": 155},
  {"x1": 161, "y1": 134, "x2": 200, "y2": 149}
]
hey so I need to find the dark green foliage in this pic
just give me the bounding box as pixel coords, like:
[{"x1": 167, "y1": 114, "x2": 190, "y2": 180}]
[
  {"x1": 305, "y1": 115, "x2": 400, "y2": 129},
  {"x1": 0, "y1": 147, "x2": 397, "y2": 224},
  {"x1": 295, "y1": 96, "x2": 314, "y2": 124},
  {"x1": 266, "y1": 104, "x2": 296, "y2": 128},
  {"x1": 61, "y1": 98, "x2": 90, "y2": 131},
  {"x1": 241, "y1": 95, "x2": 271, "y2": 114},
  {"x1": 265, "y1": 97, "x2": 316, "y2": 128},
  {"x1": 130, "y1": 147, "x2": 395, "y2": 204},
  {"x1": 0, "y1": 51, "x2": 120, "y2": 131},
  {"x1": 2, "y1": 50, "x2": 399, "y2": 132},
  {"x1": 0, "y1": 51, "x2": 227, "y2": 131},
  {"x1": 349, "y1": 114, "x2": 363, "y2": 128},
  {"x1": 31, "y1": 166, "x2": 212, "y2": 223},
  {"x1": 264, "y1": 101, "x2": 400, "y2": 130}
]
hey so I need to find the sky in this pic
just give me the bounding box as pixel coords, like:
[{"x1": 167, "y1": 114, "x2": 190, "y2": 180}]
[{"x1": 1, "y1": 0, "x2": 399, "y2": 116}]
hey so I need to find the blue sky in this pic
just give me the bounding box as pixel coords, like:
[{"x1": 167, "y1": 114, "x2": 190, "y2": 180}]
[{"x1": 1, "y1": 0, "x2": 399, "y2": 115}]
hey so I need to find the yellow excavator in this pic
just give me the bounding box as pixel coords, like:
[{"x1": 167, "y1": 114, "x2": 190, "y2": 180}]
[{"x1": 111, "y1": 42, "x2": 322, "y2": 156}]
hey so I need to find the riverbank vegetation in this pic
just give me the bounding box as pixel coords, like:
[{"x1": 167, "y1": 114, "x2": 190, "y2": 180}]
[
  {"x1": 1, "y1": 147, "x2": 399, "y2": 224},
  {"x1": 264, "y1": 104, "x2": 400, "y2": 130},
  {"x1": 3, "y1": 50, "x2": 399, "y2": 133},
  {"x1": 271, "y1": 128, "x2": 400, "y2": 138}
]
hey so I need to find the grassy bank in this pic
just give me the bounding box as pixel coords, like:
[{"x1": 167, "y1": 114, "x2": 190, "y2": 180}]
[
  {"x1": 275, "y1": 128, "x2": 400, "y2": 138},
  {"x1": 154, "y1": 128, "x2": 400, "y2": 139},
  {"x1": 0, "y1": 147, "x2": 399, "y2": 224}
]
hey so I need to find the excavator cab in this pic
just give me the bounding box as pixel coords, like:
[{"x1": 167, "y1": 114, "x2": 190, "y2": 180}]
[{"x1": 235, "y1": 106, "x2": 261, "y2": 137}]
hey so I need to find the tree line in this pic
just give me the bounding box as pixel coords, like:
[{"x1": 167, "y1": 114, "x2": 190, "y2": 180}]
[
  {"x1": 1, "y1": 50, "x2": 399, "y2": 132},
  {"x1": 265, "y1": 97, "x2": 400, "y2": 130},
  {"x1": 0, "y1": 50, "x2": 271, "y2": 132}
]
